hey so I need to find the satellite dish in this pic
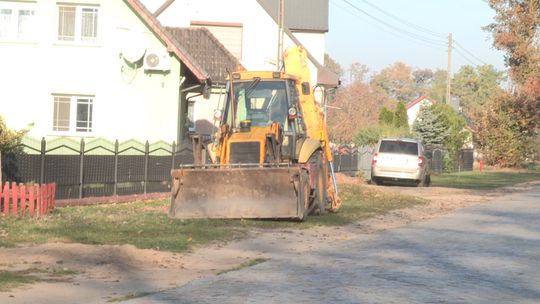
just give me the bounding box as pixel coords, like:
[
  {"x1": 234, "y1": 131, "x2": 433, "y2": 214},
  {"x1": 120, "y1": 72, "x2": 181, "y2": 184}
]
[{"x1": 122, "y1": 31, "x2": 146, "y2": 63}]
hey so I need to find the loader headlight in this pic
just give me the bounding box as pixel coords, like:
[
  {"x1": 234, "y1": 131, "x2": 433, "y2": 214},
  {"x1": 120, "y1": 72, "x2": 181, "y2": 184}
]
[
  {"x1": 240, "y1": 120, "x2": 251, "y2": 132},
  {"x1": 288, "y1": 107, "x2": 297, "y2": 119}
]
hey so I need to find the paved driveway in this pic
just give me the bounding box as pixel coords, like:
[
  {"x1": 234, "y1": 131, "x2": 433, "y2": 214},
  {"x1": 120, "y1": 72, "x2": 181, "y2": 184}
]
[{"x1": 127, "y1": 185, "x2": 540, "y2": 304}]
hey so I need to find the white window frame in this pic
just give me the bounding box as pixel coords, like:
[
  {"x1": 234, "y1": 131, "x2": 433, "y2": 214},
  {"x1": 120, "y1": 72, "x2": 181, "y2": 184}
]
[
  {"x1": 0, "y1": 1, "x2": 36, "y2": 41},
  {"x1": 57, "y1": 4, "x2": 99, "y2": 43},
  {"x1": 52, "y1": 94, "x2": 94, "y2": 134}
]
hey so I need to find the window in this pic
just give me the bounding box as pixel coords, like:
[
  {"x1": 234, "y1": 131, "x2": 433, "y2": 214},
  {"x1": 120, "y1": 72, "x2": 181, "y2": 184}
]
[
  {"x1": 224, "y1": 80, "x2": 288, "y2": 128},
  {"x1": 53, "y1": 95, "x2": 94, "y2": 133},
  {"x1": 58, "y1": 4, "x2": 98, "y2": 42},
  {"x1": 0, "y1": 2, "x2": 35, "y2": 40},
  {"x1": 379, "y1": 140, "x2": 418, "y2": 156}
]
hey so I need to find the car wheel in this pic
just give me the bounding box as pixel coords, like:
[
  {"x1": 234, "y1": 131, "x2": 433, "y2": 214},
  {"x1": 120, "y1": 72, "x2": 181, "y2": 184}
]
[
  {"x1": 418, "y1": 175, "x2": 430, "y2": 187},
  {"x1": 371, "y1": 176, "x2": 382, "y2": 186},
  {"x1": 424, "y1": 174, "x2": 431, "y2": 187}
]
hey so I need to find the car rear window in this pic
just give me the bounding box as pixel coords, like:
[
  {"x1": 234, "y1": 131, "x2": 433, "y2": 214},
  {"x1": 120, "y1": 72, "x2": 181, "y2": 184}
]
[{"x1": 379, "y1": 140, "x2": 418, "y2": 155}]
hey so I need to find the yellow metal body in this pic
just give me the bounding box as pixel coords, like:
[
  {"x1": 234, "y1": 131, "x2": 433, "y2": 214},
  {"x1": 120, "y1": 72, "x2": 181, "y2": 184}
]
[{"x1": 169, "y1": 46, "x2": 341, "y2": 219}]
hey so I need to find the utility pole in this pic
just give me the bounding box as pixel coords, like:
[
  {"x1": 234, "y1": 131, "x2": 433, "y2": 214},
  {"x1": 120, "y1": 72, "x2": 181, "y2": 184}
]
[
  {"x1": 276, "y1": 0, "x2": 285, "y2": 69},
  {"x1": 446, "y1": 33, "x2": 453, "y2": 107}
]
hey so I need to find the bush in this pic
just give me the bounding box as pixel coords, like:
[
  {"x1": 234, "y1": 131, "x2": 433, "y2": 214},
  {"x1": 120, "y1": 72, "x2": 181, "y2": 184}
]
[
  {"x1": 0, "y1": 117, "x2": 26, "y2": 182},
  {"x1": 353, "y1": 125, "x2": 410, "y2": 146}
]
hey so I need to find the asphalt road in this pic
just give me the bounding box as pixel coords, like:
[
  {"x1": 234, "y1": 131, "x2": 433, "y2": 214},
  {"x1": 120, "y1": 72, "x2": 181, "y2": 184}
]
[{"x1": 127, "y1": 185, "x2": 540, "y2": 304}]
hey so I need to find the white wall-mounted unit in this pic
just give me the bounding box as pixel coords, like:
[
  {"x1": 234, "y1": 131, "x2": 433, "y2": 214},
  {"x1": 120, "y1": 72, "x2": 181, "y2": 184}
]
[{"x1": 144, "y1": 50, "x2": 171, "y2": 71}]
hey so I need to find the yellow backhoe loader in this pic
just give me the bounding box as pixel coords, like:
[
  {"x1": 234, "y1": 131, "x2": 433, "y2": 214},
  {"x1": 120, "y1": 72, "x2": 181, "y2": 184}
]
[{"x1": 169, "y1": 46, "x2": 341, "y2": 220}]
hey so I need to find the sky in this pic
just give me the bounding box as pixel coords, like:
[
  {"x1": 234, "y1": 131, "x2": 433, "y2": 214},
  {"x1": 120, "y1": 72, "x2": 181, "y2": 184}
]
[{"x1": 325, "y1": 0, "x2": 507, "y2": 78}]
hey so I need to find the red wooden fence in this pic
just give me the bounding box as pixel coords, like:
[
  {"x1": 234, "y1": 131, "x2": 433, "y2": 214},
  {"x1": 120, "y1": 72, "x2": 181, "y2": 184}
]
[{"x1": 0, "y1": 182, "x2": 56, "y2": 217}]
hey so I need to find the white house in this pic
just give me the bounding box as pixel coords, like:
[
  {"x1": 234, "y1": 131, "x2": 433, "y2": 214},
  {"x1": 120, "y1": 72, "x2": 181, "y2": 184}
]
[
  {"x1": 406, "y1": 95, "x2": 435, "y2": 127},
  {"x1": 0, "y1": 0, "x2": 209, "y2": 144},
  {"x1": 140, "y1": 0, "x2": 337, "y2": 136}
]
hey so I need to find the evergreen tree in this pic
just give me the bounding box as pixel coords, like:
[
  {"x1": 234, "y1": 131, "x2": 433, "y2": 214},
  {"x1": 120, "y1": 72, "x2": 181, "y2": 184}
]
[
  {"x1": 393, "y1": 101, "x2": 408, "y2": 129},
  {"x1": 378, "y1": 107, "x2": 394, "y2": 125},
  {"x1": 412, "y1": 105, "x2": 450, "y2": 149}
]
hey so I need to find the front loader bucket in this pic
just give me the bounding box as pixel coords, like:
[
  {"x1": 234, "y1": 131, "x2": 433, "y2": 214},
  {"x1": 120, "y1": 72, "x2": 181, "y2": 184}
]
[{"x1": 169, "y1": 167, "x2": 303, "y2": 219}]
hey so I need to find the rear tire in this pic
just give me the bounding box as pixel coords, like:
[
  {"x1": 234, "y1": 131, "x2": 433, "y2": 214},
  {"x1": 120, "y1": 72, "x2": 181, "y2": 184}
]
[{"x1": 308, "y1": 151, "x2": 327, "y2": 215}]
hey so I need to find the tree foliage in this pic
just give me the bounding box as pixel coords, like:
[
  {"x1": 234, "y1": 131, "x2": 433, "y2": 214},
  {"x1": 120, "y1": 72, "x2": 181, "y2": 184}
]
[
  {"x1": 0, "y1": 117, "x2": 25, "y2": 153},
  {"x1": 452, "y1": 64, "x2": 506, "y2": 117},
  {"x1": 393, "y1": 101, "x2": 408, "y2": 129},
  {"x1": 327, "y1": 82, "x2": 393, "y2": 143},
  {"x1": 412, "y1": 105, "x2": 451, "y2": 149},
  {"x1": 378, "y1": 107, "x2": 394, "y2": 125},
  {"x1": 324, "y1": 53, "x2": 344, "y2": 79},
  {"x1": 482, "y1": 0, "x2": 540, "y2": 164},
  {"x1": 349, "y1": 62, "x2": 370, "y2": 83},
  {"x1": 474, "y1": 92, "x2": 535, "y2": 166},
  {"x1": 485, "y1": 0, "x2": 540, "y2": 93},
  {"x1": 0, "y1": 116, "x2": 26, "y2": 182},
  {"x1": 353, "y1": 124, "x2": 410, "y2": 147},
  {"x1": 370, "y1": 62, "x2": 417, "y2": 102}
]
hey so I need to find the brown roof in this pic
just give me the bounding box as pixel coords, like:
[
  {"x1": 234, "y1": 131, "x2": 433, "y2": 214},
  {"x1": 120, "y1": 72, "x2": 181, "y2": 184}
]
[
  {"x1": 406, "y1": 96, "x2": 436, "y2": 110},
  {"x1": 166, "y1": 27, "x2": 243, "y2": 84},
  {"x1": 124, "y1": 0, "x2": 209, "y2": 82}
]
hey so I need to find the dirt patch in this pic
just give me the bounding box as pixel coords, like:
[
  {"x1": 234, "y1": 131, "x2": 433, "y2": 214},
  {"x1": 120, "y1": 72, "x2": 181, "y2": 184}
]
[{"x1": 1, "y1": 179, "x2": 539, "y2": 303}]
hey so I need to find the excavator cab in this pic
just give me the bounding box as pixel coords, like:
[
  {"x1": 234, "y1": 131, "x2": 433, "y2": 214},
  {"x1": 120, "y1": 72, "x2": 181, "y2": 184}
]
[{"x1": 215, "y1": 75, "x2": 305, "y2": 165}]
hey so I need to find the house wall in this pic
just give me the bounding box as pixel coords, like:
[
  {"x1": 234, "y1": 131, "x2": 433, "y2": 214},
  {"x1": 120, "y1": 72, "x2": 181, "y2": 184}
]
[
  {"x1": 145, "y1": 0, "x2": 325, "y2": 83},
  {"x1": 0, "y1": 0, "x2": 182, "y2": 143},
  {"x1": 407, "y1": 99, "x2": 433, "y2": 127},
  {"x1": 143, "y1": 0, "x2": 327, "y2": 135}
]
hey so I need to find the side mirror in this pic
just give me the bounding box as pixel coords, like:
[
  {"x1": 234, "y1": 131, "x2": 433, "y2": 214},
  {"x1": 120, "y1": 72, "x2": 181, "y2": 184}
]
[
  {"x1": 213, "y1": 109, "x2": 222, "y2": 121},
  {"x1": 203, "y1": 83, "x2": 211, "y2": 99}
]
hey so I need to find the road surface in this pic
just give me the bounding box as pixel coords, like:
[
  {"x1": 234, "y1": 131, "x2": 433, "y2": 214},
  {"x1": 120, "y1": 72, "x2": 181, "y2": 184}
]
[{"x1": 127, "y1": 185, "x2": 540, "y2": 303}]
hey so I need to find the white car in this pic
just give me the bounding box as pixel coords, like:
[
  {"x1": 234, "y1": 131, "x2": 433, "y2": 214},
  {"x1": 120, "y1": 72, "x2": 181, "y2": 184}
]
[{"x1": 370, "y1": 137, "x2": 431, "y2": 187}]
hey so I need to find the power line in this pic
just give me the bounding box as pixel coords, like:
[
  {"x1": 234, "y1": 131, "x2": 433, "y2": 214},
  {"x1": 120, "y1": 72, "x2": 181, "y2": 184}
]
[
  {"x1": 332, "y1": 0, "x2": 489, "y2": 69},
  {"x1": 358, "y1": 0, "x2": 447, "y2": 39},
  {"x1": 341, "y1": 0, "x2": 447, "y2": 48},
  {"x1": 453, "y1": 47, "x2": 480, "y2": 67},
  {"x1": 453, "y1": 40, "x2": 489, "y2": 65},
  {"x1": 330, "y1": 0, "x2": 446, "y2": 51}
]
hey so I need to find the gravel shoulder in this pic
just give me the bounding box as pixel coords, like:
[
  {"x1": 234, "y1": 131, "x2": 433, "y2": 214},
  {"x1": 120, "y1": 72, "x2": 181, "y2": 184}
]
[{"x1": 1, "y1": 179, "x2": 538, "y2": 303}]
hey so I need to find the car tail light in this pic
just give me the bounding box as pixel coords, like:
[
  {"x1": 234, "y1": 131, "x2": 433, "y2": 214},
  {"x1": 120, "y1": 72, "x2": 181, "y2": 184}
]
[
  {"x1": 372, "y1": 153, "x2": 378, "y2": 165},
  {"x1": 418, "y1": 156, "x2": 425, "y2": 168}
]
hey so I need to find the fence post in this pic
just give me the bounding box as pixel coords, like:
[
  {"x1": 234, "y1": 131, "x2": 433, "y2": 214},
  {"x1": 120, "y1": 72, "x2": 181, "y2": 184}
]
[
  {"x1": 113, "y1": 140, "x2": 119, "y2": 196},
  {"x1": 144, "y1": 140, "x2": 149, "y2": 194},
  {"x1": 171, "y1": 141, "x2": 176, "y2": 170},
  {"x1": 49, "y1": 183, "x2": 56, "y2": 211},
  {"x1": 28, "y1": 184, "x2": 35, "y2": 217},
  {"x1": 39, "y1": 184, "x2": 46, "y2": 215},
  {"x1": 40, "y1": 137, "x2": 46, "y2": 185},
  {"x1": 11, "y1": 182, "x2": 17, "y2": 216},
  {"x1": 78, "y1": 138, "x2": 85, "y2": 199},
  {"x1": 19, "y1": 184, "x2": 26, "y2": 216},
  {"x1": 2, "y1": 182, "x2": 8, "y2": 216}
]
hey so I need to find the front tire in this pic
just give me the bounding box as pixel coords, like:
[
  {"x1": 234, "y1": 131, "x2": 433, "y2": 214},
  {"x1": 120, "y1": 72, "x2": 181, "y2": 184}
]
[
  {"x1": 296, "y1": 170, "x2": 310, "y2": 221},
  {"x1": 308, "y1": 151, "x2": 327, "y2": 215}
]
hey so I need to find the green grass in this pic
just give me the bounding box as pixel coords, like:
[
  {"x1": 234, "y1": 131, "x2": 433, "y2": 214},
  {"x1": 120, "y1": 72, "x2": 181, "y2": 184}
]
[
  {"x1": 106, "y1": 291, "x2": 158, "y2": 303},
  {"x1": 0, "y1": 271, "x2": 39, "y2": 292},
  {"x1": 0, "y1": 267, "x2": 76, "y2": 292},
  {"x1": 0, "y1": 184, "x2": 425, "y2": 253},
  {"x1": 217, "y1": 258, "x2": 269, "y2": 275},
  {"x1": 432, "y1": 170, "x2": 540, "y2": 190}
]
